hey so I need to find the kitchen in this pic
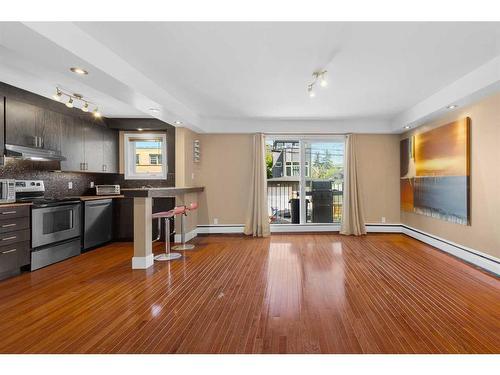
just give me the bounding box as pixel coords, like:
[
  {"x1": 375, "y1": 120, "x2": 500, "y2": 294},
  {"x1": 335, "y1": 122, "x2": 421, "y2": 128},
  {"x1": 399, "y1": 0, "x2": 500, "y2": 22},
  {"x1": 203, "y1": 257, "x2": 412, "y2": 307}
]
[{"x1": 0, "y1": 81, "x2": 202, "y2": 280}]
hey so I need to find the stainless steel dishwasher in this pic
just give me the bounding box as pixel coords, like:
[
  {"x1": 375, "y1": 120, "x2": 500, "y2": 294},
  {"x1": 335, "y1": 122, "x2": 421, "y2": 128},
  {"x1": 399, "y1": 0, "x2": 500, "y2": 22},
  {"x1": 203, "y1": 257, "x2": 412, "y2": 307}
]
[{"x1": 83, "y1": 199, "x2": 113, "y2": 250}]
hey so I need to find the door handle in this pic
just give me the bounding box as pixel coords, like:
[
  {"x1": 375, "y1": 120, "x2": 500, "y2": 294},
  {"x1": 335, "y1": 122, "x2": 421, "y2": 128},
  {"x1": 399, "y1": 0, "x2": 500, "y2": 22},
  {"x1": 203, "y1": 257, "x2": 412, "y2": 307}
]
[
  {"x1": 1, "y1": 235, "x2": 17, "y2": 241},
  {"x1": 1, "y1": 211, "x2": 16, "y2": 215},
  {"x1": 1, "y1": 249, "x2": 16, "y2": 254},
  {"x1": 1, "y1": 223, "x2": 17, "y2": 228}
]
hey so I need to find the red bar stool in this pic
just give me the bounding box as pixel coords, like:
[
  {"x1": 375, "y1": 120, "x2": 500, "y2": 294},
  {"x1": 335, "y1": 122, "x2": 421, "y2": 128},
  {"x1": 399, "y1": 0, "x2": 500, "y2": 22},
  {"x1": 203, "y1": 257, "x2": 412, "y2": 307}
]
[
  {"x1": 172, "y1": 202, "x2": 198, "y2": 251},
  {"x1": 152, "y1": 206, "x2": 185, "y2": 261}
]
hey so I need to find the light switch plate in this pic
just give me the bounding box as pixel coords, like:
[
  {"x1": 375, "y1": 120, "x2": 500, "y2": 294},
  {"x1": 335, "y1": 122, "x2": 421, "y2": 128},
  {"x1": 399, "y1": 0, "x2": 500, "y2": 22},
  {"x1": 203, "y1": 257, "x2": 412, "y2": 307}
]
[
  {"x1": 213, "y1": 218, "x2": 219, "y2": 225},
  {"x1": 381, "y1": 217, "x2": 386, "y2": 223}
]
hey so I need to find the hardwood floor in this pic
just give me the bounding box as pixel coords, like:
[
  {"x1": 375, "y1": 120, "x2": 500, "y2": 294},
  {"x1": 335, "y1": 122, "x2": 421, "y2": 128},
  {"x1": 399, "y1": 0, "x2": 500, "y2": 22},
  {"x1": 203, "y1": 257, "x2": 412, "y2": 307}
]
[{"x1": 0, "y1": 233, "x2": 498, "y2": 354}]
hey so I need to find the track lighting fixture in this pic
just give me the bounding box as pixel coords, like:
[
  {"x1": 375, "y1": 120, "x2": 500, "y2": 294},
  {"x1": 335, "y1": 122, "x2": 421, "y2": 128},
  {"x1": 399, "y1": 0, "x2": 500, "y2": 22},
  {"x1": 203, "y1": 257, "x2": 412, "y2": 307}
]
[
  {"x1": 307, "y1": 70, "x2": 328, "y2": 97},
  {"x1": 307, "y1": 85, "x2": 316, "y2": 98},
  {"x1": 52, "y1": 88, "x2": 62, "y2": 101},
  {"x1": 52, "y1": 87, "x2": 102, "y2": 116}
]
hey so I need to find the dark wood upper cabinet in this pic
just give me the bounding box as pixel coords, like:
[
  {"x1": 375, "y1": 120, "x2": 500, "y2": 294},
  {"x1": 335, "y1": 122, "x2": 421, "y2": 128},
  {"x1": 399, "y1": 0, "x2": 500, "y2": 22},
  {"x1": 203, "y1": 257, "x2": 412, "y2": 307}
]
[
  {"x1": 60, "y1": 117, "x2": 85, "y2": 172},
  {"x1": 5, "y1": 98, "x2": 62, "y2": 152},
  {"x1": 1, "y1": 82, "x2": 120, "y2": 174},
  {"x1": 83, "y1": 122, "x2": 104, "y2": 173},
  {"x1": 0, "y1": 97, "x2": 4, "y2": 165},
  {"x1": 102, "y1": 127, "x2": 118, "y2": 173}
]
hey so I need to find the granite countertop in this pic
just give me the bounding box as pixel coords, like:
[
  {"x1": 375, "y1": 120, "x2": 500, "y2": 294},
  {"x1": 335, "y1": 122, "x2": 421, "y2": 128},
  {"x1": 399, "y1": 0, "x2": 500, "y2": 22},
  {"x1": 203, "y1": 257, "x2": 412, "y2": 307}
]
[
  {"x1": 77, "y1": 195, "x2": 124, "y2": 201},
  {"x1": 121, "y1": 186, "x2": 204, "y2": 198},
  {"x1": 0, "y1": 202, "x2": 33, "y2": 208}
]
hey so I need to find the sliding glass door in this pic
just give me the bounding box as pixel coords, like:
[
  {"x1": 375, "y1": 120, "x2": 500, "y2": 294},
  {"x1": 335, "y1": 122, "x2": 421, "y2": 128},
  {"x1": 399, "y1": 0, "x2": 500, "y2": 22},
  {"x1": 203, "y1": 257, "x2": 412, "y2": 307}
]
[
  {"x1": 303, "y1": 140, "x2": 345, "y2": 223},
  {"x1": 266, "y1": 136, "x2": 345, "y2": 225}
]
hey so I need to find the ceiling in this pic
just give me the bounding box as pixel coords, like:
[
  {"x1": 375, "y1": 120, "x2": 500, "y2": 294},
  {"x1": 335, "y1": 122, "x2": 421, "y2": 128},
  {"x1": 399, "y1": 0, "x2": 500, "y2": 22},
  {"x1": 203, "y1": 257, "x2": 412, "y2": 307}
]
[{"x1": 0, "y1": 22, "x2": 499, "y2": 133}]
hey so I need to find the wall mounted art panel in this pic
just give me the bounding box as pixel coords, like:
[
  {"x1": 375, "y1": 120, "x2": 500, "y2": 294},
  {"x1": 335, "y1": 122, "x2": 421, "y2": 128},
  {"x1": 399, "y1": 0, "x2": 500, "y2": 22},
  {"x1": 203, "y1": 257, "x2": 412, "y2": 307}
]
[{"x1": 400, "y1": 117, "x2": 470, "y2": 225}]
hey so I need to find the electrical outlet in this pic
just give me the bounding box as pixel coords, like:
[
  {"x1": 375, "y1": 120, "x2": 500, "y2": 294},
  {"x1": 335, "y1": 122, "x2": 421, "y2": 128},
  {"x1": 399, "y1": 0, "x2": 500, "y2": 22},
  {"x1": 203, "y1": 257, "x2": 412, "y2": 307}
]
[
  {"x1": 213, "y1": 218, "x2": 219, "y2": 225},
  {"x1": 381, "y1": 216, "x2": 386, "y2": 223},
  {"x1": 68, "y1": 181, "x2": 73, "y2": 190},
  {"x1": 90, "y1": 181, "x2": 94, "y2": 188}
]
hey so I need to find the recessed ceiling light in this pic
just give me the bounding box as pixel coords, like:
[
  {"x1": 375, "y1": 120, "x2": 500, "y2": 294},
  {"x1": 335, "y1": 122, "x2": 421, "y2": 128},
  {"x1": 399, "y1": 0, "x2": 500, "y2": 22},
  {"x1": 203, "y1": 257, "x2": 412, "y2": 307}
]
[
  {"x1": 403, "y1": 125, "x2": 411, "y2": 129},
  {"x1": 137, "y1": 128, "x2": 143, "y2": 131},
  {"x1": 447, "y1": 104, "x2": 458, "y2": 109},
  {"x1": 174, "y1": 121, "x2": 183, "y2": 125},
  {"x1": 70, "y1": 67, "x2": 88, "y2": 75},
  {"x1": 149, "y1": 108, "x2": 160, "y2": 113}
]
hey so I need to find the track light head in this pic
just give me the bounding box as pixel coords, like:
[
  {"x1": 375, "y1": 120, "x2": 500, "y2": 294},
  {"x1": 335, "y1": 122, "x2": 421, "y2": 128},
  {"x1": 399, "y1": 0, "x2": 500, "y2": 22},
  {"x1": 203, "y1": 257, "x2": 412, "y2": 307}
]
[
  {"x1": 65, "y1": 97, "x2": 74, "y2": 108},
  {"x1": 82, "y1": 102, "x2": 89, "y2": 112},
  {"x1": 53, "y1": 88, "x2": 62, "y2": 101}
]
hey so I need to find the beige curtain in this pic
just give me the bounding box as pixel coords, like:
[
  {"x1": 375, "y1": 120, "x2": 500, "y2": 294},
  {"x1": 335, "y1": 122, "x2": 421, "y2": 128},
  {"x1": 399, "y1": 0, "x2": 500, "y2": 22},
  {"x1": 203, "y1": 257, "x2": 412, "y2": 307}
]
[
  {"x1": 340, "y1": 134, "x2": 366, "y2": 236},
  {"x1": 244, "y1": 133, "x2": 271, "y2": 237}
]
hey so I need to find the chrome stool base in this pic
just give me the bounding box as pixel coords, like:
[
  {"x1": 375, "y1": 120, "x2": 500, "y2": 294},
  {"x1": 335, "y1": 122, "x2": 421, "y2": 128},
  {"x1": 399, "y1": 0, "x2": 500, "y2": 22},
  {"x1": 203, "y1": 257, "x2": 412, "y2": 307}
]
[
  {"x1": 154, "y1": 253, "x2": 182, "y2": 261},
  {"x1": 172, "y1": 244, "x2": 195, "y2": 251}
]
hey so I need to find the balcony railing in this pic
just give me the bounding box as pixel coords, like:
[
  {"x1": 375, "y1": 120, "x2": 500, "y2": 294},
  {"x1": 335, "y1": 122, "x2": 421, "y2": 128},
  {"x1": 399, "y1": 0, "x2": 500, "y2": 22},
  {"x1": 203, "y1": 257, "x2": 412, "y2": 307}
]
[{"x1": 267, "y1": 180, "x2": 343, "y2": 224}]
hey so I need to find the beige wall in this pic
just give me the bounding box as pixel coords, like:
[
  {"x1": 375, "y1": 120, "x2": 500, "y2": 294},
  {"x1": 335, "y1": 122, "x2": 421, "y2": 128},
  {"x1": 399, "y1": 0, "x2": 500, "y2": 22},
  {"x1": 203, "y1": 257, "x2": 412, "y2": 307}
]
[
  {"x1": 183, "y1": 132, "x2": 399, "y2": 226},
  {"x1": 196, "y1": 134, "x2": 254, "y2": 225},
  {"x1": 401, "y1": 92, "x2": 500, "y2": 259},
  {"x1": 175, "y1": 127, "x2": 202, "y2": 233},
  {"x1": 356, "y1": 134, "x2": 400, "y2": 224}
]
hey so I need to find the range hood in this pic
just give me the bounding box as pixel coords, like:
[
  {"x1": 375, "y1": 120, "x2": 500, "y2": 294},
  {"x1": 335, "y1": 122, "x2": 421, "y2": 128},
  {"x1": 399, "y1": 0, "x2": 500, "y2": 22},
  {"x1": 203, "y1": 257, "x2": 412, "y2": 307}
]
[{"x1": 5, "y1": 144, "x2": 66, "y2": 161}]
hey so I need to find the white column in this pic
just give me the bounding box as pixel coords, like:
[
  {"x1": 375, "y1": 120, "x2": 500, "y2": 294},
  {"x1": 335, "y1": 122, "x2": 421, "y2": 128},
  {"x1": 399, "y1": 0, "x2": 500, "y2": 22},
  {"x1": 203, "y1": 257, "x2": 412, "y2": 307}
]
[{"x1": 132, "y1": 197, "x2": 154, "y2": 269}]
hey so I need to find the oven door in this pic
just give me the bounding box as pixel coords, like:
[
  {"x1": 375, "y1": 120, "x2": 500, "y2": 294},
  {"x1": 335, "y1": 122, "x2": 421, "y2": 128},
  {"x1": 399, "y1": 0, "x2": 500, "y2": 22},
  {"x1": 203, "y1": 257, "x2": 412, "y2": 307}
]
[{"x1": 32, "y1": 203, "x2": 81, "y2": 248}]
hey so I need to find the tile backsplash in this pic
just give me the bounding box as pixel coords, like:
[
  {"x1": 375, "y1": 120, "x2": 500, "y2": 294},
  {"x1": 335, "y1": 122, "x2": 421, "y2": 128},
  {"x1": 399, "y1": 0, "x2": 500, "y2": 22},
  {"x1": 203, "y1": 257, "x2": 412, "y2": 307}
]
[{"x1": 0, "y1": 159, "x2": 175, "y2": 198}]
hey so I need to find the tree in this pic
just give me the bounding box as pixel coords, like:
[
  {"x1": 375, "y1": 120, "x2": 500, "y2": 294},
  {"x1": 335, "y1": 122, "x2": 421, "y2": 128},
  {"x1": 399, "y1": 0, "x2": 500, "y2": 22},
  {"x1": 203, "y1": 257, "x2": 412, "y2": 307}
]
[{"x1": 265, "y1": 145, "x2": 273, "y2": 179}]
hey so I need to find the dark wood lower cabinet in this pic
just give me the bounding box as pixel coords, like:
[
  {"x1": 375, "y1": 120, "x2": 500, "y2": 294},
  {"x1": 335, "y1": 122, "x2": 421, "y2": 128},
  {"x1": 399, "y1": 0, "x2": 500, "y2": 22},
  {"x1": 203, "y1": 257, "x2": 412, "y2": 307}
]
[
  {"x1": 113, "y1": 198, "x2": 175, "y2": 242},
  {"x1": 0, "y1": 205, "x2": 31, "y2": 281}
]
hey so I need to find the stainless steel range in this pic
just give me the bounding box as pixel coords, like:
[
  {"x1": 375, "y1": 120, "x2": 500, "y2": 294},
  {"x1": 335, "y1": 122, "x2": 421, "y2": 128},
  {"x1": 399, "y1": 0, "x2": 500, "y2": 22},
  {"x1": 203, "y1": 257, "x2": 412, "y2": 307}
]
[{"x1": 15, "y1": 180, "x2": 81, "y2": 271}]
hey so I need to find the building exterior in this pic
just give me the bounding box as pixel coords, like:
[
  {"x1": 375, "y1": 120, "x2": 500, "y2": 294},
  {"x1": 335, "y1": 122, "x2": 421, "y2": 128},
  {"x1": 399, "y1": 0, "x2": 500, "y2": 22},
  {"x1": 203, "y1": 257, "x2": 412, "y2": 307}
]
[{"x1": 135, "y1": 147, "x2": 163, "y2": 174}]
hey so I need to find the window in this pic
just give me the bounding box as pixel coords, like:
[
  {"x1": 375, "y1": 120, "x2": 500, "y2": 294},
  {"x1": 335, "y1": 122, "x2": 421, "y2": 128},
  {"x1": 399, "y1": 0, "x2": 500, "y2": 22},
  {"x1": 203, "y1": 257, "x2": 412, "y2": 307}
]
[
  {"x1": 124, "y1": 132, "x2": 167, "y2": 180},
  {"x1": 266, "y1": 136, "x2": 345, "y2": 225},
  {"x1": 149, "y1": 154, "x2": 162, "y2": 165}
]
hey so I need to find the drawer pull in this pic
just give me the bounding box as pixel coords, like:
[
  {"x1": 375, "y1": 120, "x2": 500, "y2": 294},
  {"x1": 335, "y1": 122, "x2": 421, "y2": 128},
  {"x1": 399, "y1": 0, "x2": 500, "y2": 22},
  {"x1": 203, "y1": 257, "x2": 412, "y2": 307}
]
[
  {"x1": 1, "y1": 223, "x2": 17, "y2": 228},
  {"x1": 1, "y1": 249, "x2": 16, "y2": 254},
  {"x1": 1, "y1": 236, "x2": 17, "y2": 241},
  {"x1": 1, "y1": 211, "x2": 16, "y2": 215}
]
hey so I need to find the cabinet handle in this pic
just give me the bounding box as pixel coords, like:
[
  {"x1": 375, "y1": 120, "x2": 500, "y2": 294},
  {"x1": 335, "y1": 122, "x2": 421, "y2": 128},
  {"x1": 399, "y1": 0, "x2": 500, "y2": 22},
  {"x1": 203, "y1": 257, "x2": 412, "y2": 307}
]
[
  {"x1": 1, "y1": 211, "x2": 16, "y2": 215},
  {"x1": 1, "y1": 249, "x2": 16, "y2": 254},
  {"x1": 1, "y1": 235, "x2": 17, "y2": 241},
  {"x1": 1, "y1": 223, "x2": 16, "y2": 228}
]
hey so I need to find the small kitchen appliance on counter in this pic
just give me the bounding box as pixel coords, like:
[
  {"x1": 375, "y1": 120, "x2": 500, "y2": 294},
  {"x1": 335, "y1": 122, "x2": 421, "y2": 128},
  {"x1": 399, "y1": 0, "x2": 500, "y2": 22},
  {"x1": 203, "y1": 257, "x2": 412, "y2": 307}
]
[
  {"x1": 95, "y1": 185, "x2": 121, "y2": 196},
  {"x1": 0, "y1": 179, "x2": 16, "y2": 204}
]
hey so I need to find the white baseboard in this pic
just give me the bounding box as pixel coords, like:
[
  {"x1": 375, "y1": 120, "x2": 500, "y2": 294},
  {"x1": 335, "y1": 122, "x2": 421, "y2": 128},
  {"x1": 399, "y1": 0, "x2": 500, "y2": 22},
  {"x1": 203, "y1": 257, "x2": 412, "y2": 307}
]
[
  {"x1": 197, "y1": 225, "x2": 245, "y2": 234},
  {"x1": 132, "y1": 254, "x2": 154, "y2": 269},
  {"x1": 174, "y1": 228, "x2": 198, "y2": 243},
  {"x1": 365, "y1": 224, "x2": 404, "y2": 233},
  {"x1": 271, "y1": 223, "x2": 341, "y2": 232},
  {"x1": 401, "y1": 225, "x2": 500, "y2": 276},
  {"x1": 196, "y1": 223, "x2": 500, "y2": 276}
]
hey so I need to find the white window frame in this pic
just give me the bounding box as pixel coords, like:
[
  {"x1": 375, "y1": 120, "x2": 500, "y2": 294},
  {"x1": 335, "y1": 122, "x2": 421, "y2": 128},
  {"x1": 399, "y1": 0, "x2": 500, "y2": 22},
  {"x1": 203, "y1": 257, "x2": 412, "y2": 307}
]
[{"x1": 124, "y1": 132, "x2": 167, "y2": 180}]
